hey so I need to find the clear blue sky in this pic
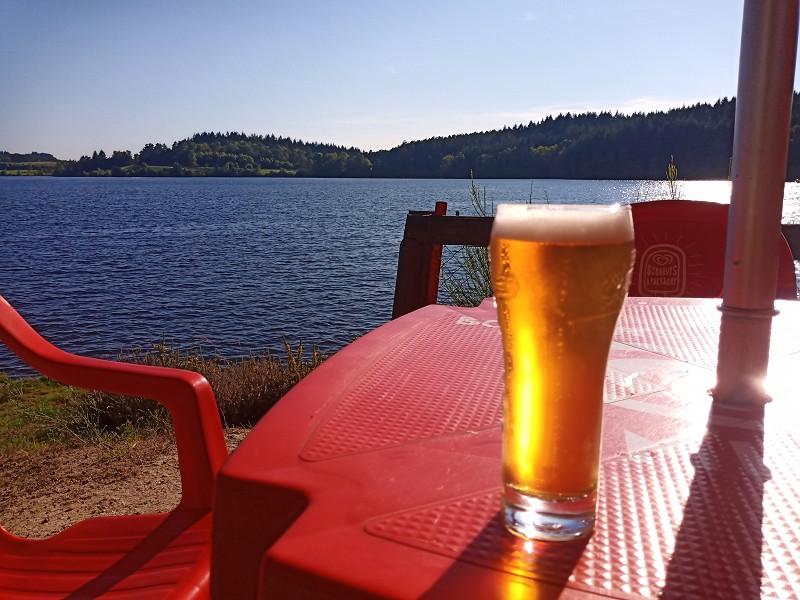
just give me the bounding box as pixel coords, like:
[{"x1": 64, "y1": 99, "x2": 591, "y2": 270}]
[{"x1": 1, "y1": 0, "x2": 793, "y2": 159}]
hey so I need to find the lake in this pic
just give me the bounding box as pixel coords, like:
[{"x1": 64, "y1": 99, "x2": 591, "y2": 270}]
[{"x1": 2, "y1": 177, "x2": 800, "y2": 376}]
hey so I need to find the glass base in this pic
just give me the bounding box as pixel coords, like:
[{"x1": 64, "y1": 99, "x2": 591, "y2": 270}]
[{"x1": 503, "y1": 486, "x2": 596, "y2": 542}]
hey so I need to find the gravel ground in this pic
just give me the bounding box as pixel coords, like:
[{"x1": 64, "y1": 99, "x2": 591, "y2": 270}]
[{"x1": 0, "y1": 428, "x2": 249, "y2": 538}]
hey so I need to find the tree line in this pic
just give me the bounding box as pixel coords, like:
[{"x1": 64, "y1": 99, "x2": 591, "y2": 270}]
[
  {"x1": 0, "y1": 151, "x2": 60, "y2": 175},
  {"x1": 50, "y1": 133, "x2": 373, "y2": 177},
  {"x1": 8, "y1": 94, "x2": 800, "y2": 179}
]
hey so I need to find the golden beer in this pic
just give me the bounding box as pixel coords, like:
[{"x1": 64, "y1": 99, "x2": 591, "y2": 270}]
[{"x1": 490, "y1": 204, "x2": 634, "y2": 540}]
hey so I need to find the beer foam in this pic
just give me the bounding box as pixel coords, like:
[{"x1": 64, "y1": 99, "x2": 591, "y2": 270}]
[{"x1": 492, "y1": 203, "x2": 634, "y2": 244}]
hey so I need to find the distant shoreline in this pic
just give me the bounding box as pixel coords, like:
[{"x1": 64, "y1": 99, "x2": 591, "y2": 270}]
[{"x1": 0, "y1": 172, "x2": 749, "y2": 182}]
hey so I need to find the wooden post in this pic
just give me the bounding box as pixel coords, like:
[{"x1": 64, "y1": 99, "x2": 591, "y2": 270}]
[
  {"x1": 392, "y1": 223, "x2": 429, "y2": 319},
  {"x1": 425, "y1": 201, "x2": 448, "y2": 305},
  {"x1": 392, "y1": 204, "x2": 446, "y2": 319},
  {"x1": 391, "y1": 207, "x2": 493, "y2": 319}
]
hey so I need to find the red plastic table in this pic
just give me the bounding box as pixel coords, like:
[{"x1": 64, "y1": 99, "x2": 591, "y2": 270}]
[{"x1": 212, "y1": 298, "x2": 800, "y2": 599}]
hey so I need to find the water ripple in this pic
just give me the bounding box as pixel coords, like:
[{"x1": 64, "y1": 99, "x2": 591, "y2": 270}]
[{"x1": 1, "y1": 177, "x2": 799, "y2": 376}]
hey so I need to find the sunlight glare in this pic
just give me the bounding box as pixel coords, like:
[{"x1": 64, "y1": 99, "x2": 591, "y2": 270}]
[{"x1": 763, "y1": 359, "x2": 795, "y2": 403}]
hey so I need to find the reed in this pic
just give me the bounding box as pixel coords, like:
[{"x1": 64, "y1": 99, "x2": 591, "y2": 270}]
[{"x1": 439, "y1": 174, "x2": 493, "y2": 306}]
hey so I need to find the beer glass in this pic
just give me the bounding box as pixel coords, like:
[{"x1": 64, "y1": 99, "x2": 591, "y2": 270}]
[{"x1": 490, "y1": 203, "x2": 634, "y2": 541}]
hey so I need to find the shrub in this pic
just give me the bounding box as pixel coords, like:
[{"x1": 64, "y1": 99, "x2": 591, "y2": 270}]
[
  {"x1": 69, "y1": 341, "x2": 324, "y2": 439},
  {"x1": 439, "y1": 174, "x2": 493, "y2": 306}
]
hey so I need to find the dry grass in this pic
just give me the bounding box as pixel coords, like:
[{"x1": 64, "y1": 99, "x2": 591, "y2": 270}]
[
  {"x1": 439, "y1": 174, "x2": 493, "y2": 306},
  {"x1": 77, "y1": 341, "x2": 324, "y2": 435},
  {"x1": 1, "y1": 342, "x2": 324, "y2": 449}
]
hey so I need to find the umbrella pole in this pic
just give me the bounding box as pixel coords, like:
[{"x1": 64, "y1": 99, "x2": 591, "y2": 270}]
[{"x1": 715, "y1": 0, "x2": 799, "y2": 404}]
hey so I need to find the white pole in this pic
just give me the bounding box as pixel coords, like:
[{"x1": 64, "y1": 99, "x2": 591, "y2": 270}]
[{"x1": 716, "y1": 0, "x2": 799, "y2": 404}]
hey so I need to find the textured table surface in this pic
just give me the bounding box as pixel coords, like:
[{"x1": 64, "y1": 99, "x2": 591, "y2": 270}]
[{"x1": 213, "y1": 298, "x2": 800, "y2": 599}]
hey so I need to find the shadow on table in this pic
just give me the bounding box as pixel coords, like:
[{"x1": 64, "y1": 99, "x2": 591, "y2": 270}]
[
  {"x1": 661, "y1": 402, "x2": 768, "y2": 599},
  {"x1": 421, "y1": 510, "x2": 588, "y2": 598}
]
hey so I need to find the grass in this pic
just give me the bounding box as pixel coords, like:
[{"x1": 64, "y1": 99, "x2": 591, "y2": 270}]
[
  {"x1": 667, "y1": 155, "x2": 683, "y2": 200},
  {"x1": 0, "y1": 342, "x2": 324, "y2": 452},
  {"x1": 439, "y1": 174, "x2": 494, "y2": 307},
  {"x1": 0, "y1": 161, "x2": 59, "y2": 176},
  {"x1": 0, "y1": 169, "x2": 51, "y2": 176},
  {"x1": 438, "y1": 174, "x2": 553, "y2": 307},
  {"x1": 0, "y1": 373, "x2": 87, "y2": 451}
]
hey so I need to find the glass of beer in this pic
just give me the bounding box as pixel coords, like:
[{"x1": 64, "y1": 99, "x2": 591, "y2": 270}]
[{"x1": 490, "y1": 203, "x2": 634, "y2": 541}]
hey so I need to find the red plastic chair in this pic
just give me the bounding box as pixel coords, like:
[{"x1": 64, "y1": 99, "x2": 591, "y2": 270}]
[
  {"x1": 630, "y1": 200, "x2": 797, "y2": 299},
  {"x1": 0, "y1": 296, "x2": 227, "y2": 599}
]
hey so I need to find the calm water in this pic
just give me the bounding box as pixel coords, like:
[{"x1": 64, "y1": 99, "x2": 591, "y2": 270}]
[{"x1": 2, "y1": 177, "x2": 800, "y2": 376}]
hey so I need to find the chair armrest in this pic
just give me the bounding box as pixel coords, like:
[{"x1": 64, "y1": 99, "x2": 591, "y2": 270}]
[{"x1": 0, "y1": 296, "x2": 227, "y2": 510}]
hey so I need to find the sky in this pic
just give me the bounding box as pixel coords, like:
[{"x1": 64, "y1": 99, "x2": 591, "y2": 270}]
[{"x1": 1, "y1": 0, "x2": 795, "y2": 160}]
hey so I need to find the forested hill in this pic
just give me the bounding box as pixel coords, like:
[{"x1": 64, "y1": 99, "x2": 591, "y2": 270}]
[
  {"x1": 374, "y1": 100, "x2": 738, "y2": 179},
  {"x1": 8, "y1": 94, "x2": 800, "y2": 179},
  {"x1": 0, "y1": 151, "x2": 58, "y2": 162},
  {"x1": 47, "y1": 133, "x2": 373, "y2": 178},
  {"x1": 371, "y1": 95, "x2": 800, "y2": 179}
]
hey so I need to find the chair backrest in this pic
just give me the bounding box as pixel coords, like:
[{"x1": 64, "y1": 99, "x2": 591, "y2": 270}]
[
  {"x1": 629, "y1": 200, "x2": 797, "y2": 299},
  {"x1": 392, "y1": 201, "x2": 800, "y2": 319}
]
